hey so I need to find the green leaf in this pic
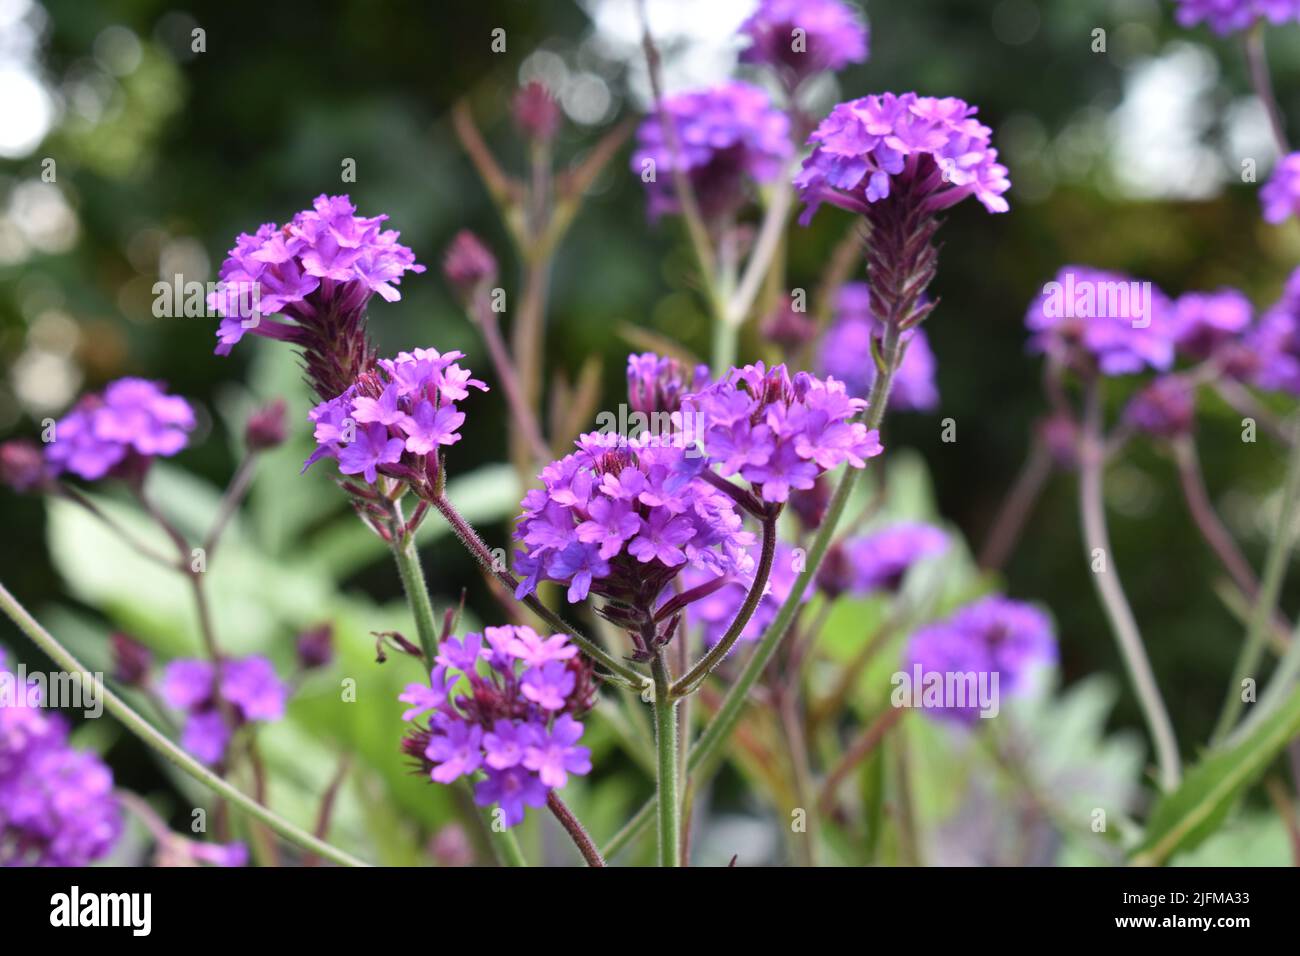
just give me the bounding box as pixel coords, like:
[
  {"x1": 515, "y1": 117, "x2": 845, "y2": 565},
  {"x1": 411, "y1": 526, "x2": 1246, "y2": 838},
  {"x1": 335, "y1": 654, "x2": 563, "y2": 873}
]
[{"x1": 1131, "y1": 686, "x2": 1300, "y2": 866}]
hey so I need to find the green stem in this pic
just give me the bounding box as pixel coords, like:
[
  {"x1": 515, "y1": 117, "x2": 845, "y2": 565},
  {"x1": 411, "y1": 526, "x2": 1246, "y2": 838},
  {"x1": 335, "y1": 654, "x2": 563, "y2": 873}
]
[
  {"x1": 1079, "y1": 382, "x2": 1181, "y2": 790},
  {"x1": 391, "y1": 532, "x2": 441, "y2": 664},
  {"x1": 651, "y1": 652, "x2": 680, "y2": 867},
  {"x1": 1214, "y1": 415, "x2": 1300, "y2": 743},
  {"x1": 0, "y1": 580, "x2": 369, "y2": 867},
  {"x1": 606, "y1": 324, "x2": 905, "y2": 856}
]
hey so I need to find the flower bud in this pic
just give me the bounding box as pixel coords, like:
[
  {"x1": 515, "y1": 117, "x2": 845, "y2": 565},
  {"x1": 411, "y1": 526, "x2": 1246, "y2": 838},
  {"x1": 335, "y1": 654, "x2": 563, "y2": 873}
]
[
  {"x1": 762, "y1": 295, "x2": 816, "y2": 352},
  {"x1": 245, "y1": 399, "x2": 288, "y2": 451},
  {"x1": 442, "y1": 231, "x2": 498, "y2": 303},
  {"x1": 512, "y1": 81, "x2": 561, "y2": 144},
  {"x1": 110, "y1": 632, "x2": 153, "y2": 687},
  {"x1": 296, "y1": 623, "x2": 334, "y2": 671},
  {"x1": 0, "y1": 439, "x2": 48, "y2": 493}
]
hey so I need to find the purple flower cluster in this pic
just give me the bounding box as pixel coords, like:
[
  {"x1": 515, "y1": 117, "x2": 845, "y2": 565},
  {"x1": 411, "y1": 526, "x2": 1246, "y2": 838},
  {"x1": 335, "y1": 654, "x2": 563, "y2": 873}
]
[
  {"x1": 1, "y1": 653, "x2": 121, "y2": 865},
  {"x1": 1260, "y1": 152, "x2": 1300, "y2": 224},
  {"x1": 739, "y1": 0, "x2": 869, "y2": 84},
  {"x1": 682, "y1": 542, "x2": 812, "y2": 646},
  {"x1": 514, "y1": 431, "x2": 756, "y2": 645},
  {"x1": 42, "y1": 378, "x2": 195, "y2": 482},
  {"x1": 819, "y1": 283, "x2": 940, "y2": 411},
  {"x1": 1024, "y1": 266, "x2": 1175, "y2": 376},
  {"x1": 1174, "y1": 0, "x2": 1300, "y2": 35},
  {"x1": 398, "y1": 627, "x2": 594, "y2": 827},
  {"x1": 1124, "y1": 376, "x2": 1196, "y2": 439},
  {"x1": 1243, "y1": 268, "x2": 1300, "y2": 394},
  {"x1": 904, "y1": 595, "x2": 1056, "y2": 724},
  {"x1": 161, "y1": 656, "x2": 288, "y2": 766},
  {"x1": 632, "y1": 82, "x2": 792, "y2": 221},
  {"x1": 305, "y1": 348, "x2": 486, "y2": 486},
  {"x1": 795, "y1": 92, "x2": 1010, "y2": 226},
  {"x1": 683, "y1": 361, "x2": 884, "y2": 503},
  {"x1": 627, "y1": 352, "x2": 710, "y2": 415},
  {"x1": 1169, "y1": 288, "x2": 1252, "y2": 361},
  {"x1": 210, "y1": 194, "x2": 425, "y2": 399},
  {"x1": 821, "y1": 522, "x2": 948, "y2": 597}
]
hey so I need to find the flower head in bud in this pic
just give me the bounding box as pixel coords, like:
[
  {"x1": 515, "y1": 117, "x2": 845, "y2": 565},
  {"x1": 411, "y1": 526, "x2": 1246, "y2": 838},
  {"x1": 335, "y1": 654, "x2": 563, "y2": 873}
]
[
  {"x1": 1124, "y1": 376, "x2": 1196, "y2": 440},
  {"x1": 626, "y1": 352, "x2": 710, "y2": 415},
  {"x1": 110, "y1": 632, "x2": 153, "y2": 687},
  {"x1": 244, "y1": 398, "x2": 288, "y2": 451},
  {"x1": 442, "y1": 230, "x2": 499, "y2": 304},
  {"x1": 512, "y1": 81, "x2": 562, "y2": 143},
  {"x1": 0, "y1": 439, "x2": 50, "y2": 493},
  {"x1": 295, "y1": 623, "x2": 334, "y2": 671},
  {"x1": 762, "y1": 295, "x2": 817, "y2": 352}
]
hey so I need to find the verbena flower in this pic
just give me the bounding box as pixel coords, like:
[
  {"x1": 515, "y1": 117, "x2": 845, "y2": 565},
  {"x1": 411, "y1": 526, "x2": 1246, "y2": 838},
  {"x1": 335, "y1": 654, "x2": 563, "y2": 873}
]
[
  {"x1": 821, "y1": 522, "x2": 948, "y2": 597},
  {"x1": 1124, "y1": 376, "x2": 1196, "y2": 439},
  {"x1": 1244, "y1": 267, "x2": 1300, "y2": 394},
  {"x1": 738, "y1": 0, "x2": 869, "y2": 85},
  {"x1": 796, "y1": 93, "x2": 1008, "y2": 332},
  {"x1": 209, "y1": 194, "x2": 425, "y2": 399},
  {"x1": 1261, "y1": 152, "x2": 1300, "y2": 223},
  {"x1": 904, "y1": 595, "x2": 1056, "y2": 724},
  {"x1": 160, "y1": 656, "x2": 288, "y2": 766},
  {"x1": 795, "y1": 92, "x2": 1010, "y2": 226},
  {"x1": 632, "y1": 82, "x2": 792, "y2": 221},
  {"x1": 42, "y1": 378, "x2": 195, "y2": 482},
  {"x1": 1169, "y1": 288, "x2": 1252, "y2": 361},
  {"x1": 514, "y1": 431, "x2": 756, "y2": 655},
  {"x1": 397, "y1": 627, "x2": 594, "y2": 828},
  {"x1": 1024, "y1": 266, "x2": 1175, "y2": 376},
  {"x1": 627, "y1": 352, "x2": 710, "y2": 416},
  {"x1": 820, "y1": 283, "x2": 939, "y2": 410},
  {"x1": 682, "y1": 542, "x2": 811, "y2": 647},
  {"x1": 305, "y1": 348, "x2": 486, "y2": 492},
  {"x1": 683, "y1": 361, "x2": 884, "y2": 503},
  {"x1": 0, "y1": 653, "x2": 121, "y2": 865},
  {"x1": 1174, "y1": 0, "x2": 1300, "y2": 35}
]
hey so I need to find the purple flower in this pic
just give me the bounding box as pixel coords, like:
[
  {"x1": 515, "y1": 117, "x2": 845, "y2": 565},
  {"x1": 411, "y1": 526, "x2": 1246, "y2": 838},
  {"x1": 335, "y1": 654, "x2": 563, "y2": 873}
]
[
  {"x1": 739, "y1": 0, "x2": 869, "y2": 84},
  {"x1": 522, "y1": 715, "x2": 591, "y2": 789},
  {"x1": 425, "y1": 720, "x2": 484, "y2": 783},
  {"x1": 684, "y1": 361, "x2": 884, "y2": 504},
  {"x1": 905, "y1": 595, "x2": 1056, "y2": 724},
  {"x1": 399, "y1": 667, "x2": 455, "y2": 721},
  {"x1": 306, "y1": 350, "x2": 484, "y2": 490},
  {"x1": 684, "y1": 542, "x2": 813, "y2": 647},
  {"x1": 627, "y1": 352, "x2": 710, "y2": 415},
  {"x1": 834, "y1": 522, "x2": 948, "y2": 595},
  {"x1": 483, "y1": 719, "x2": 538, "y2": 770},
  {"x1": 210, "y1": 195, "x2": 425, "y2": 398},
  {"x1": 1124, "y1": 376, "x2": 1196, "y2": 439},
  {"x1": 1025, "y1": 266, "x2": 1175, "y2": 376},
  {"x1": 161, "y1": 655, "x2": 289, "y2": 766},
  {"x1": 1244, "y1": 270, "x2": 1300, "y2": 394},
  {"x1": 43, "y1": 379, "x2": 195, "y2": 482},
  {"x1": 576, "y1": 497, "x2": 642, "y2": 559},
  {"x1": 1261, "y1": 152, "x2": 1300, "y2": 223},
  {"x1": 337, "y1": 422, "x2": 405, "y2": 483},
  {"x1": 1, "y1": 658, "x2": 121, "y2": 866},
  {"x1": 521, "y1": 661, "x2": 577, "y2": 711},
  {"x1": 795, "y1": 92, "x2": 1010, "y2": 225},
  {"x1": 820, "y1": 283, "x2": 940, "y2": 410},
  {"x1": 505, "y1": 627, "x2": 580, "y2": 668},
  {"x1": 442, "y1": 230, "x2": 498, "y2": 301},
  {"x1": 473, "y1": 766, "x2": 549, "y2": 828},
  {"x1": 632, "y1": 82, "x2": 792, "y2": 221},
  {"x1": 1174, "y1": 0, "x2": 1300, "y2": 35},
  {"x1": 1169, "y1": 288, "x2": 1252, "y2": 360},
  {"x1": 435, "y1": 635, "x2": 484, "y2": 674},
  {"x1": 628, "y1": 509, "x2": 696, "y2": 565}
]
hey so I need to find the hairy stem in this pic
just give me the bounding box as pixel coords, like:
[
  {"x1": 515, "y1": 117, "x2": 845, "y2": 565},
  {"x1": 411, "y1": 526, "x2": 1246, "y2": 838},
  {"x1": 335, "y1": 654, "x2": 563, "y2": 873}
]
[
  {"x1": 1246, "y1": 22, "x2": 1291, "y2": 156},
  {"x1": 978, "y1": 435, "x2": 1053, "y2": 571},
  {"x1": 547, "y1": 791, "x2": 606, "y2": 867},
  {"x1": 651, "y1": 651, "x2": 681, "y2": 867},
  {"x1": 1079, "y1": 383, "x2": 1181, "y2": 790},
  {"x1": 390, "y1": 531, "x2": 441, "y2": 664}
]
